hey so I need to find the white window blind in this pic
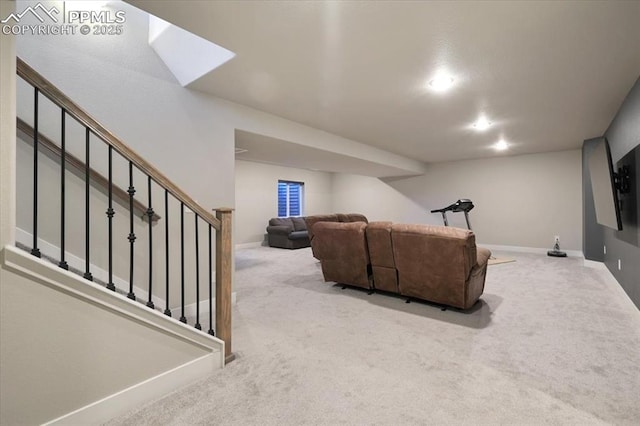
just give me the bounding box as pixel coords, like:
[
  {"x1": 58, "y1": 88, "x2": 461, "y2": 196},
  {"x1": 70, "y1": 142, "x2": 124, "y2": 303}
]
[{"x1": 278, "y1": 180, "x2": 304, "y2": 217}]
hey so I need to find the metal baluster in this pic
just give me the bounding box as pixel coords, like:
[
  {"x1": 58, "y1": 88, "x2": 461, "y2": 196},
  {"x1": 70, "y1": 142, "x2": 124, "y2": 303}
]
[
  {"x1": 83, "y1": 128, "x2": 93, "y2": 281},
  {"x1": 164, "y1": 190, "x2": 171, "y2": 316},
  {"x1": 106, "y1": 146, "x2": 115, "y2": 290},
  {"x1": 146, "y1": 176, "x2": 155, "y2": 309},
  {"x1": 31, "y1": 88, "x2": 41, "y2": 258},
  {"x1": 208, "y1": 225, "x2": 214, "y2": 336},
  {"x1": 127, "y1": 162, "x2": 136, "y2": 300},
  {"x1": 58, "y1": 109, "x2": 68, "y2": 269},
  {"x1": 180, "y1": 202, "x2": 186, "y2": 323},
  {"x1": 194, "y1": 215, "x2": 201, "y2": 330}
]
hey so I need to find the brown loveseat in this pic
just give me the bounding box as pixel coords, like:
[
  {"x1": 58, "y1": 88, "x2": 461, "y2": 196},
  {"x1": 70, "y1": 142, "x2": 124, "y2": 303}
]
[{"x1": 312, "y1": 220, "x2": 491, "y2": 310}]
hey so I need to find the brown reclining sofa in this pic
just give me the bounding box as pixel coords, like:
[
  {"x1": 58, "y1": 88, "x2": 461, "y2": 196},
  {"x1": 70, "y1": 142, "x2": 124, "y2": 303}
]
[{"x1": 308, "y1": 216, "x2": 491, "y2": 310}]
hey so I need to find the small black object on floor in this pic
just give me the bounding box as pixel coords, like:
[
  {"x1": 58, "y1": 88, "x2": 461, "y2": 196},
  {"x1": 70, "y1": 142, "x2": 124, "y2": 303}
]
[{"x1": 547, "y1": 241, "x2": 567, "y2": 257}]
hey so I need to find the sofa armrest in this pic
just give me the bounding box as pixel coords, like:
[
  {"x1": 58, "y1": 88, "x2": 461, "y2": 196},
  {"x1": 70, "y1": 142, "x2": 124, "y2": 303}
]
[
  {"x1": 476, "y1": 247, "x2": 491, "y2": 268},
  {"x1": 462, "y1": 247, "x2": 492, "y2": 309},
  {"x1": 266, "y1": 225, "x2": 293, "y2": 235}
]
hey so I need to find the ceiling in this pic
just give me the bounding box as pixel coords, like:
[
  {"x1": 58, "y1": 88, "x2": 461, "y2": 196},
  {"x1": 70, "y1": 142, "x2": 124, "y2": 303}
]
[{"x1": 128, "y1": 1, "x2": 640, "y2": 164}]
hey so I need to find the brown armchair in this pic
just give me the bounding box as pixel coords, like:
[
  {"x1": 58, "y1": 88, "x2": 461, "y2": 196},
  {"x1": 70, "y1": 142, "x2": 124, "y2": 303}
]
[
  {"x1": 305, "y1": 214, "x2": 339, "y2": 242},
  {"x1": 391, "y1": 224, "x2": 490, "y2": 309},
  {"x1": 305, "y1": 213, "x2": 369, "y2": 258},
  {"x1": 311, "y1": 221, "x2": 372, "y2": 290}
]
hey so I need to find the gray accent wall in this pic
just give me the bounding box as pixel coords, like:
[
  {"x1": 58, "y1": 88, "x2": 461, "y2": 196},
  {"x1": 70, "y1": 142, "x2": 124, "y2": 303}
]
[
  {"x1": 582, "y1": 138, "x2": 605, "y2": 261},
  {"x1": 584, "y1": 77, "x2": 640, "y2": 308}
]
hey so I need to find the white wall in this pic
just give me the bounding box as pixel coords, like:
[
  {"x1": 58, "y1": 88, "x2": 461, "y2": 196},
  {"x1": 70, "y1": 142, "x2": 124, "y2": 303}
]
[
  {"x1": 331, "y1": 173, "x2": 428, "y2": 224},
  {"x1": 13, "y1": 0, "x2": 421, "y2": 303},
  {"x1": 235, "y1": 160, "x2": 333, "y2": 244},
  {"x1": 15, "y1": 0, "x2": 424, "y2": 216},
  {"x1": 14, "y1": 3, "x2": 231, "y2": 309},
  {"x1": 16, "y1": 2, "x2": 235, "y2": 211},
  {"x1": 332, "y1": 150, "x2": 583, "y2": 250}
]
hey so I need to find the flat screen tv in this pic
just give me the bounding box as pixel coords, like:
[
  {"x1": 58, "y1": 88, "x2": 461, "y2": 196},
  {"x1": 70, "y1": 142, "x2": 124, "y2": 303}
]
[{"x1": 588, "y1": 138, "x2": 622, "y2": 230}]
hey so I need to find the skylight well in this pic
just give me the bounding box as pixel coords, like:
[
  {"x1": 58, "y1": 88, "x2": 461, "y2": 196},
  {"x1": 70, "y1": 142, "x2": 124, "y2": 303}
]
[{"x1": 148, "y1": 15, "x2": 235, "y2": 87}]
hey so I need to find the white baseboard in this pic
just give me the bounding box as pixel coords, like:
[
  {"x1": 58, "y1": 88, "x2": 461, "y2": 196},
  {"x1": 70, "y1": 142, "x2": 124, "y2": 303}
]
[
  {"x1": 482, "y1": 243, "x2": 584, "y2": 258},
  {"x1": 596, "y1": 262, "x2": 640, "y2": 318},
  {"x1": 567, "y1": 258, "x2": 637, "y2": 316},
  {"x1": 44, "y1": 354, "x2": 216, "y2": 426},
  {"x1": 16, "y1": 227, "x2": 236, "y2": 316},
  {"x1": 583, "y1": 259, "x2": 607, "y2": 270}
]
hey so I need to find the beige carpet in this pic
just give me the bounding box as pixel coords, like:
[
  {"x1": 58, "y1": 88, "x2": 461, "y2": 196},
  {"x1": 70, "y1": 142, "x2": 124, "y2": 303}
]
[
  {"x1": 488, "y1": 256, "x2": 516, "y2": 265},
  {"x1": 106, "y1": 248, "x2": 640, "y2": 426}
]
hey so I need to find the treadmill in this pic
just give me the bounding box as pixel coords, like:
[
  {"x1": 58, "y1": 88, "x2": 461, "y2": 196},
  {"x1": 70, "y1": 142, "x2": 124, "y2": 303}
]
[{"x1": 430, "y1": 199, "x2": 474, "y2": 230}]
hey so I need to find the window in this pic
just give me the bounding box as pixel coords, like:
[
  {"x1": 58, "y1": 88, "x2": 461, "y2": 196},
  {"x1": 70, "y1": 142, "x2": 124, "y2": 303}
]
[{"x1": 278, "y1": 180, "x2": 304, "y2": 217}]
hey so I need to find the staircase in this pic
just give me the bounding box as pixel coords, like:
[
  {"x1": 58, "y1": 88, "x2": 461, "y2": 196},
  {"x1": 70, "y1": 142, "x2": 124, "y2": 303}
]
[{"x1": 0, "y1": 57, "x2": 234, "y2": 424}]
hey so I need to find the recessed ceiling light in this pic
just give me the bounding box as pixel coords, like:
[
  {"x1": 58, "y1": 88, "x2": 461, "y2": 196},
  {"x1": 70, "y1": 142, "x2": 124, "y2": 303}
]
[
  {"x1": 428, "y1": 74, "x2": 455, "y2": 92},
  {"x1": 494, "y1": 140, "x2": 509, "y2": 151},
  {"x1": 473, "y1": 117, "x2": 492, "y2": 131}
]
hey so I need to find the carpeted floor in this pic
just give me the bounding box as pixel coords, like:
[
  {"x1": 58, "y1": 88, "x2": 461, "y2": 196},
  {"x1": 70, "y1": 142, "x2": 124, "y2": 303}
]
[{"x1": 106, "y1": 247, "x2": 640, "y2": 425}]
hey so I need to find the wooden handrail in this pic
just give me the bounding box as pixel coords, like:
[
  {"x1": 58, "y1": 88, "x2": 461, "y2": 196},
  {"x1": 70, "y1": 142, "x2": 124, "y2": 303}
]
[
  {"x1": 17, "y1": 57, "x2": 220, "y2": 230},
  {"x1": 17, "y1": 118, "x2": 160, "y2": 223}
]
